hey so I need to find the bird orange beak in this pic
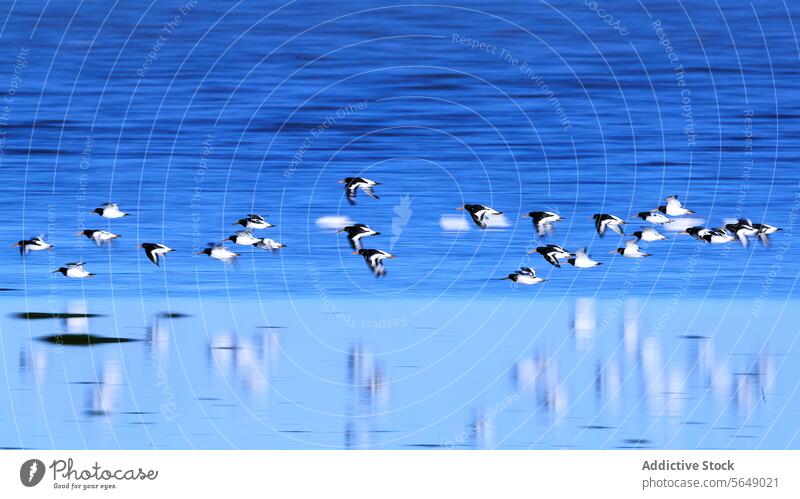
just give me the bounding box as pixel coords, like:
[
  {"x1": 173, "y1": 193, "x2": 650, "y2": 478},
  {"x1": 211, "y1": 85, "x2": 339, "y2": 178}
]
[
  {"x1": 527, "y1": 249, "x2": 537, "y2": 254},
  {"x1": 351, "y1": 251, "x2": 359, "y2": 255},
  {"x1": 337, "y1": 180, "x2": 345, "y2": 184},
  {"x1": 608, "y1": 250, "x2": 618, "y2": 254},
  {"x1": 455, "y1": 207, "x2": 464, "y2": 211}
]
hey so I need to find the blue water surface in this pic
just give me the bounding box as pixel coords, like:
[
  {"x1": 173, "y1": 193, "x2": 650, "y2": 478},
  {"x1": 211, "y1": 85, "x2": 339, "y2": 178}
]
[{"x1": 0, "y1": 0, "x2": 798, "y2": 449}]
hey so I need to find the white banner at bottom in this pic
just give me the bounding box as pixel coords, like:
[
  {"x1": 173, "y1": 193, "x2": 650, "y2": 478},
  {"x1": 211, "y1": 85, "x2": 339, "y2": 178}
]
[{"x1": 1, "y1": 451, "x2": 797, "y2": 497}]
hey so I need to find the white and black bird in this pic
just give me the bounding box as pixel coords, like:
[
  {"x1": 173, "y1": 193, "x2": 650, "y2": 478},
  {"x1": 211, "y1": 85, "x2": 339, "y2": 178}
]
[
  {"x1": 339, "y1": 177, "x2": 380, "y2": 205},
  {"x1": 226, "y1": 230, "x2": 261, "y2": 246},
  {"x1": 140, "y1": 243, "x2": 174, "y2": 266},
  {"x1": 255, "y1": 238, "x2": 286, "y2": 251},
  {"x1": 610, "y1": 240, "x2": 651, "y2": 258},
  {"x1": 457, "y1": 204, "x2": 503, "y2": 229},
  {"x1": 702, "y1": 228, "x2": 734, "y2": 244},
  {"x1": 92, "y1": 203, "x2": 129, "y2": 218},
  {"x1": 635, "y1": 211, "x2": 672, "y2": 224},
  {"x1": 501, "y1": 267, "x2": 546, "y2": 285},
  {"x1": 567, "y1": 247, "x2": 602, "y2": 268},
  {"x1": 338, "y1": 224, "x2": 380, "y2": 250},
  {"x1": 196, "y1": 243, "x2": 239, "y2": 261},
  {"x1": 77, "y1": 229, "x2": 121, "y2": 245},
  {"x1": 11, "y1": 235, "x2": 53, "y2": 255},
  {"x1": 632, "y1": 228, "x2": 667, "y2": 242},
  {"x1": 52, "y1": 262, "x2": 94, "y2": 278},
  {"x1": 683, "y1": 226, "x2": 711, "y2": 240},
  {"x1": 657, "y1": 195, "x2": 694, "y2": 216},
  {"x1": 526, "y1": 211, "x2": 563, "y2": 236},
  {"x1": 592, "y1": 213, "x2": 626, "y2": 237},
  {"x1": 753, "y1": 223, "x2": 782, "y2": 246},
  {"x1": 354, "y1": 248, "x2": 395, "y2": 277},
  {"x1": 723, "y1": 219, "x2": 757, "y2": 247},
  {"x1": 530, "y1": 244, "x2": 572, "y2": 268},
  {"x1": 232, "y1": 214, "x2": 273, "y2": 230}
]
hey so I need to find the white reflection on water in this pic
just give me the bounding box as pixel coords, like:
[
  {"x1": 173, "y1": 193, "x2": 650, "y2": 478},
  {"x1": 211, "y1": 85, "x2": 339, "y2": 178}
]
[{"x1": 88, "y1": 359, "x2": 122, "y2": 416}]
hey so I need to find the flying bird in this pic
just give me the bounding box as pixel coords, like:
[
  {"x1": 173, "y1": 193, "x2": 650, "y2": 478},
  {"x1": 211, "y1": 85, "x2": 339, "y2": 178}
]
[
  {"x1": 232, "y1": 214, "x2": 273, "y2": 230},
  {"x1": 11, "y1": 235, "x2": 53, "y2": 255},
  {"x1": 338, "y1": 224, "x2": 380, "y2": 250},
  {"x1": 353, "y1": 248, "x2": 395, "y2": 277},
  {"x1": 226, "y1": 231, "x2": 262, "y2": 246},
  {"x1": 458, "y1": 204, "x2": 503, "y2": 229},
  {"x1": 196, "y1": 244, "x2": 239, "y2": 261},
  {"x1": 657, "y1": 195, "x2": 694, "y2": 216},
  {"x1": 77, "y1": 229, "x2": 121, "y2": 245},
  {"x1": 723, "y1": 219, "x2": 757, "y2": 247},
  {"x1": 635, "y1": 211, "x2": 672, "y2": 224},
  {"x1": 339, "y1": 177, "x2": 380, "y2": 205},
  {"x1": 567, "y1": 247, "x2": 602, "y2": 268},
  {"x1": 592, "y1": 214, "x2": 626, "y2": 237},
  {"x1": 752, "y1": 223, "x2": 781, "y2": 247},
  {"x1": 255, "y1": 238, "x2": 286, "y2": 251},
  {"x1": 632, "y1": 228, "x2": 667, "y2": 242},
  {"x1": 525, "y1": 211, "x2": 563, "y2": 236},
  {"x1": 93, "y1": 203, "x2": 129, "y2": 218},
  {"x1": 610, "y1": 240, "x2": 651, "y2": 258},
  {"x1": 500, "y1": 267, "x2": 546, "y2": 285},
  {"x1": 530, "y1": 244, "x2": 572, "y2": 268},
  {"x1": 140, "y1": 243, "x2": 174, "y2": 266},
  {"x1": 52, "y1": 262, "x2": 95, "y2": 278}
]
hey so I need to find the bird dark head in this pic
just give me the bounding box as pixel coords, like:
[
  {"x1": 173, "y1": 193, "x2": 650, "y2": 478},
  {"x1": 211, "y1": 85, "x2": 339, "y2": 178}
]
[
  {"x1": 52, "y1": 267, "x2": 67, "y2": 275},
  {"x1": 637, "y1": 212, "x2": 650, "y2": 220},
  {"x1": 225, "y1": 235, "x2": 236, "y2": 242},
  {"x1": 591, "y1": 214, "x2": 600, "y2": 220},
  {"x1": 632, "y1": 231, "x2": 643, "y2": 239},
  {"x1": 196, "y1": 248, "x2": 212, "y2": 256},
  {"x1": 338, "y1": 177, "x2": 353, "y2": 184},
  {"x1": 92, "y1": 208, "x2": 103, "y2": 215}
]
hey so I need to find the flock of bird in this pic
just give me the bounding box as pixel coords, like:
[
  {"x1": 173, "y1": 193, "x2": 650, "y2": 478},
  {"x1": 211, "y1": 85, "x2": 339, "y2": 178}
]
[{"x1": 11, "y1": 179, "x2": 783, "y2": 283}]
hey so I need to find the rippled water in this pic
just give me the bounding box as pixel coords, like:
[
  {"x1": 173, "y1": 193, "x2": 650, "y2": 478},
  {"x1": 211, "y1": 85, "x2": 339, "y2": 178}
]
[{"x1": 0, "y1": 1, "x2": 798, "y2": 449}]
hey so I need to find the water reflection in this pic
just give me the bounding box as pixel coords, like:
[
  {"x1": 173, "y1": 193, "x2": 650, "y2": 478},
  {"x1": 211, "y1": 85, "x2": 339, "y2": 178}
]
[
  {"x1": 208, "y1": 329, "x2": 280, "y2": 398},
  {"x1": 345, "y1": 342, "x2": 390, "y2": 449}
]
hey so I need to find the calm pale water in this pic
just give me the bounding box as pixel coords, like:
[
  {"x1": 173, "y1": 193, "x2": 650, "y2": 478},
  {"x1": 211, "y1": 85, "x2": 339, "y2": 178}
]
[{"x1": 0, "y1": 0, "x2": 798, "y2": 449}]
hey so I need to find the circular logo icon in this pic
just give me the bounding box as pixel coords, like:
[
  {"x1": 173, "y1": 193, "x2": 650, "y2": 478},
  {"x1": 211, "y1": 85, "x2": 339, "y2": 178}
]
[{"x1": 19, "y1": 459, "x2": 45, "y2": 487}]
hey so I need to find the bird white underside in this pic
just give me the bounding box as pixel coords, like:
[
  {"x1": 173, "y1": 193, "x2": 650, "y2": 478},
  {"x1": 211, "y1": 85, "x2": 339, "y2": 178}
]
[
  {"x1": 515, "y1": 274, "x2": 544, "y2": 285},
  {"x1": 210, "y1": 248, "x2": 238, "y2": 259},
  {"x1": 65, "y1": 268, "x2": 92, "y2": 278}
]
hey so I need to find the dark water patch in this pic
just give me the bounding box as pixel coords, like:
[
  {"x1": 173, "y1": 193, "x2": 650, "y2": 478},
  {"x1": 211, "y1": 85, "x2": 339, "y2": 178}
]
[
  {"x1": 158, "y1": 312, "x2": 191, "y2": 318},
  {"x1": 121, "y1": 411, "x2": 156, "y2": 415},
  {"x1": 280, "y1": 430, "x2": 311, "y2": 433},
  {"x1": 68, "y1": 381, "x2": 103, "y2": 385},
  {"x1": 622, "y1": 438, "x2": 651, "y2": 445},
  {"x1": 404, "y1": 443, "x2": 443, "y2": 448},
  {"x1": 583, "y1": 425, "x2": 615, "y2": 430},
  {"x1": 257, "y1": 325, "x2": 287, "y2": 329},
  {"x1": 683, "y1": 421, "x2": 705, "y2": 425},
  {"x1": 13, "y1": 312, "x2": 103, "y2": 320},
  {"x1": 196, "y1": 397, "x2": 220, "y2": 401},
  {"x1": 38, "y1": 334, "x2": 139, "y2": 346},
  {"x1": 0, "y1": 288, "x2": 16, "y2": 291},
  {"x1": 680, "y1": 334, "x2": 709, "y2": 340}
]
